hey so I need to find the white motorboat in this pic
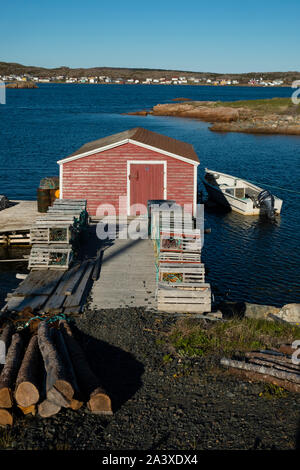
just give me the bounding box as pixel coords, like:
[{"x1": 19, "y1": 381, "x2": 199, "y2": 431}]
[{"x1": 203, "y1": 168, "x2": 283, "y2": 217}]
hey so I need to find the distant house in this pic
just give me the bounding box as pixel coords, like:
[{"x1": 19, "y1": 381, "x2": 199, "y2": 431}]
[{"x1": 57, "y1": 128, "x2": 200, "y2": 216}]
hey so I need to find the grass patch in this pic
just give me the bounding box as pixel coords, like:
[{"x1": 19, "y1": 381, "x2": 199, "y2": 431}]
[
  {"x1": 215, "y1": 97, "x2": 300, "y2": 114},
  {"x1": 167, "y1": 317, "x2": 300, "y2": 358},
  {"x1": 0, "y1": 428, "x2": 13, "y2": 449},
  {"x1": 259, "y1": 383, "x2": 288, "y2": 400}
]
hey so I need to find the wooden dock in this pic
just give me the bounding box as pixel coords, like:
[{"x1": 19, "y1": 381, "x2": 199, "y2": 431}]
[{"x1": 0, "y1": 201, "x2": 41, "y2": 233}]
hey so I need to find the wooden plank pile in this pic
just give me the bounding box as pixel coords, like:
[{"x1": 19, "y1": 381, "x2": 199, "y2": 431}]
[
  {"x1": 151, "y1": 207, "x2": 211, "y2": 313},
  {"x1": 0, "y1": 231, "x2": 31, "y2": 246},
  {"x1": 29, "y1": 199, "x2": 88, "y2": 270},
  {"x1": 0, "y1": 321, "x2": 112, "y2": 426},
  {"x1": 1, "y1": 253, "x2": 102, "y2": 316},
  {"x1": 221, "y1": 347, "x2": 300, "y2": 393}
]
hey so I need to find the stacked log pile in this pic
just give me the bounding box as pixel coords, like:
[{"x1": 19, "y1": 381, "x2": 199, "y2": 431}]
[
  {"x1": 29, "y1": 199, "x2": 88, "y2": 270},
  {"x1": 0, "y1": 320, "x2": 112, "y2": 426},
  {"x1": 150, "y1": 206, "x2": 211, "y2": 313},
  {"x1": 221, "y1": 348, "x2": 300, "y2": 393}
]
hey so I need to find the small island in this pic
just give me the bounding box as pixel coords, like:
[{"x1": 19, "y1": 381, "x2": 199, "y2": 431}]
[
  {"x1": 5, "y1": 81, "x2": 38, "y2": 89},
  {"x1": 128, "y1": 98, "x2": 300, "y2": 135}
]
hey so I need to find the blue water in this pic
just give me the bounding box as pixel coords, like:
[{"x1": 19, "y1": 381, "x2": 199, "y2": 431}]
[{"x1": 0, "y1": 84, "x2": 299, "y2": 307}]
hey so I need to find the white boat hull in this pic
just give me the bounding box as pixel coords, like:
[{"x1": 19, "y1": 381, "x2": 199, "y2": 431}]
[{"x1": 203, "y1": 169, "x2": 283, "y2": 216}]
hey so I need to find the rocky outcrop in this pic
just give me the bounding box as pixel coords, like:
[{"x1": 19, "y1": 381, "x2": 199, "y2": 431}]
[
  {"x1": 220, "y1": 301, "x2": 300, "y2": 324},
  {"x1": 0, "y1": 195, "x2": 9, "y2": 211},
  {"x1": 152, "y1": 102, "x2": 240, "y2": 122},
  {"x1": 275, "y1": 304, "x2": 300, "y2": 324},
  {"x1": 210, "y1": 120, "x2": 300, "y2": 135},
  {"x1": 5, "y1": 81, "x2": 38, "y2": 89},
  {"x1": 125, "y1": 110, "x2": 149, "y2": 116},
  {"x1": 129, "y1": 99, "x2": 300, "y2": 136}
]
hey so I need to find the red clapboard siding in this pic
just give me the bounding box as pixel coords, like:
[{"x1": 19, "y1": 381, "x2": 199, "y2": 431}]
[{"x1": 61, "y1": 142, "x2": 196, "y2": 216}]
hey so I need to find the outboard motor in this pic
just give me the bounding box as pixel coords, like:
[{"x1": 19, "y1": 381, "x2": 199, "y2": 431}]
[{"x1": 257, "y1": 189, "x2": 275, "y2": 220}]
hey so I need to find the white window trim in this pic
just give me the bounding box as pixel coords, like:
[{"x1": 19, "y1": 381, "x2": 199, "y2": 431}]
[
  {"x1": 127, "y1": 160, "x2": 167, "y2": 216},
  {"x1": 59, "y1": 164, "x2": 63, "y2": 199}
]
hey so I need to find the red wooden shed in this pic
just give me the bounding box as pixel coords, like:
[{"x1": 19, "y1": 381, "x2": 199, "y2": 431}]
[{"x1": 57, "y1": 127, "x2": 199, "y2": 216}]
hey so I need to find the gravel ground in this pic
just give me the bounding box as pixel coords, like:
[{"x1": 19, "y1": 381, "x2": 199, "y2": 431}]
[{"x1": 3, "y1": 307, "x2": 300, "y2": 451}]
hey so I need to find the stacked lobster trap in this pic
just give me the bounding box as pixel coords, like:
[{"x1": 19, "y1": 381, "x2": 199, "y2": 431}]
[
  {"x1": 29, "y1": 199, "x2": 88, "y2": 270},
  {"x1": 151, "y1": 205, "x2": 211, "y2": 313}
]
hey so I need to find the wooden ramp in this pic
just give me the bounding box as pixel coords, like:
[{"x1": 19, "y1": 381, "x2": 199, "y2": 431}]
[{"x1": 1, "y1": 257, "x2": 101, "y2": 317}]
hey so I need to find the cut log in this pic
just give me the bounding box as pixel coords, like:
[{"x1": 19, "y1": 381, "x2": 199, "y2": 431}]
[
  {"x1": 221, "y1": 357, "x2": 300, "y2": 384},
  {"x1": 17, "y1": 404, "x2": 36, "y2": 416},
  {"x1": 87, "y1": 388, "x2": 113, "y2": 415},
  {"x1": 0, "y1": 333, "x2": 24, "y2": 408},
  {"x1": 248, "y1": 357, "x2": 300, "y2": 374},
  {"x1": 37, "y1": 322, "x2": 74, "y2": 406},
  {"x1": 69, "y1": 399, "x2": 83, "y2": 410},
  {"x1": 38, "y1": 399, "x2": 61, "y2": 418},
  {"x1": 15, "y1": 335, "x2": 43, "y2": 407},
  {"x1": 0, "y1": 409, "x2": 13, "y2": 426},
  {"x1": 226, "y1": 367, "x2": 300, "y2": 394},
  {"x1": 54, "y1": 329, "x2": 81, "y2": 402},
  {"x1": 59, "y1": 320, "x2": 112, "y2": 414},
  {"x1": 245, "y1": 352, "x2": 300, "y2": 372},
  {"x1": 0, "y1": 324, "x2": 14, "y2": 351}
]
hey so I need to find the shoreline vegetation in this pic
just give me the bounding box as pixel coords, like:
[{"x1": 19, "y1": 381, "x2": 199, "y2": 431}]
[{"x1": 127, "y1": 97, "x2": 300, "y2": 135}]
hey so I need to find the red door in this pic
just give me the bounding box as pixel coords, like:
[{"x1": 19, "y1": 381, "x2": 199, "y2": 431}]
[{"x1": 130, "y1": 163, "x2": 164, "y2": 215}]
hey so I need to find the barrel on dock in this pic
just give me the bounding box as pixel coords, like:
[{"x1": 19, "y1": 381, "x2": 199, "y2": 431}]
[
  {"x1": 37, "y1": 188, "x2": 51, "y2": 213},
  {"x1": 38, "y1": 177, "x2": 59, "y2": 212}
]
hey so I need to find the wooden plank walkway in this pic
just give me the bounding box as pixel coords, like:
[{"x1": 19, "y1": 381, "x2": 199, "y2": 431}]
[
  {"x1": 90, "y1": 237, "x2": 157, "y2": 310},
  {"x1": 0, "y1": 201, "x2": 41, "y2": 233}
]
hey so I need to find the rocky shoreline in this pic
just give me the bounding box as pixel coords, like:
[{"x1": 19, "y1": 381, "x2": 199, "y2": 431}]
[
  {"x1": 5, "y1": 81, "x2": 38, "y2": 89},
  {"x1": 128, "y1": 99, "x2": 300, "y2": 136}
]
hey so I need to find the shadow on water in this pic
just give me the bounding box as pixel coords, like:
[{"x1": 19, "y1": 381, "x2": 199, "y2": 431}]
[{"x1": 71, "y1": 324, "x2": 144, "y2": 413}]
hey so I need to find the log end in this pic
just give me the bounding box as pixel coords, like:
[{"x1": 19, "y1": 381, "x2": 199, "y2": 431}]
[
  {"x1": 55, "y1": 380, "x2": 74, "y2": 402},
  {"x1": 38, "y1": 400, "x2": 61, "y2": 418},
  {"x1": 0, "y1": 387, "x2": 13, "y2": 408},
  {"x1": 15, "y1": 382, "x2": 39, "y2": 408},
  {"x1": 87, "y1": 391, "x2": 112, "y2": 415},
  {"x1": 0, "y1": 408, "x2": 13, "y2": 426},
  {"x1": 69, "y1": 399, "x2": 84, "y2": 411},
  {"x1": 17, "y1": 404, "x2": 36, "y2": 416}
]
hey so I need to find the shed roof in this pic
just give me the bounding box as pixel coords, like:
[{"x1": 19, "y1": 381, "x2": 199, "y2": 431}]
[{"x1": 59, "y1": 127, "x2": 199, "y2": 164}]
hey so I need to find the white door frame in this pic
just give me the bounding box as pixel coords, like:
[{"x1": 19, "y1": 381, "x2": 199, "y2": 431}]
[{"x1": 127, "y1": 160, "x2": 167, "y2": 216}]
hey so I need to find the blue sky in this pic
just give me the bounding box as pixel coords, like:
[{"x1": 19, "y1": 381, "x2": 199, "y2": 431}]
[{"x1": 1, "y1": 0, "x2": 299, "y2": 73}]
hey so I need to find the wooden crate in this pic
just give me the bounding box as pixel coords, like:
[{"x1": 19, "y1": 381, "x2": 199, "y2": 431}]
[
  {"x1": 30, "y1": 225, "x2": 74, "y2": 244},
  {"x1": 158, "y1": 263, "x2": 205, "y2": 284},
  {"x1": 28, "y1": 245, "x2": 73, "y2": 269},
  {"x1": 159, "y1": 252, "x2": 201, "y2": 264},
  {"x1": 160, "y1": 233, "x2": 201, "y2": 253},
  {"x1": 157, "y1": 282, "x2": 211, "y2": 313}
]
